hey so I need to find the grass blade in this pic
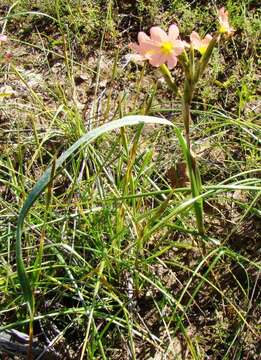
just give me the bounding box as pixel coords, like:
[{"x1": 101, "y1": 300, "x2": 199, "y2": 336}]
[{"x1": 16, "y1": 115, "x2": 173, "y2": 312}]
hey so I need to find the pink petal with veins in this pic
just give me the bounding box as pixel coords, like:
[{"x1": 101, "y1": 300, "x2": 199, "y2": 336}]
[
  {"x1": 128, "y1": 43, "x2": 146, "y2": 59},
  {"x1": 190, "y1": 31, "x2": 201, "y2": 48},
  {"x1": 138, "y1": 31, "x2": 159, "y2": 53},
  {"x1": 202, "y1": 34, "x2": 213, "y2": 47},
  {"x1": 167, "y1": 54, "x2": 178, "y2": 69},
  {"x1": 168, "y1": 24, "x2": 179, "y2": 42},
  {"x1": 172, "y1": 40, "x2": 185, "y2": 56},
  {"x1": 150, "y1": 27, "x2": 168, "y2": 43},
  {"x1": 149, "y1": 52, "x2": 167, "y2": 67}
]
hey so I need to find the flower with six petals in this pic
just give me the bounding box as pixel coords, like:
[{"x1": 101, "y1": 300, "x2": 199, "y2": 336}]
[
  {"x1": 218, "y1": 7, "x2": 234, "y2": 35},
  {"x1": 129, "y1": 25, "x2": 185, "y2": 69},
  {"x1": 190, "y1": 31, "x2": 213, "y2": 55}
]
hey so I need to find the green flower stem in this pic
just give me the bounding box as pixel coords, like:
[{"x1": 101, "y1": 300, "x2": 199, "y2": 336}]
[
  {"x1": 182, "y1": 55, "x2": 205, "y2": 239},
  {"x1": 180, "y1": 50, "x2": 191, "y2": 81},
  {"x1": 189, "y1": 46, "x2": 195, "y2": 81},
  {"x1": 160, "y1": 64, "x2": 181, "y2": 96},
  {"x1": 182, "y1": 74, "x2": 195, "y2": 150},
  {"x1": 182, "y1": 34, "x2": 219, "y2": 149}
]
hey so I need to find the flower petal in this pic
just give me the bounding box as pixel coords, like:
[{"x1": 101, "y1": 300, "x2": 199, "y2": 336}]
[
  {"x1": 205, "y1": 34, "x2": 213, "y2": 41},
  {"x1": 138, "y1": 31, "x2": 160, "y2": 54},
  {"x1": 149, "y1": 52, "x2": 166, "y2": 67},
  {"x1": 172, "y1": 40, "x2": 184, "y2": 56},
  {"x1": 128, "y1": 43, "x2": 146, "y2": 60},
  {"x1": 190, "y1": 31, "x2": 201, "y2": 49},
  {"x1": 150, "y1": 26, "x2": 168, "y2": 43},
  {"x1": 202, "y1": 34, "x2": 213, "y2": 47},
  {"x1": 168, "y1": 24, "x2": 179, "y2": 43},
  {"x1": 166, "y1": 54, "x2": 178, "y2": 69},
  {"x1": 218, "y1": 7, "x2": 227, "y2": 23},
  {"x1": 138, "y1": 31, "x2": 151, "y2": 44}
]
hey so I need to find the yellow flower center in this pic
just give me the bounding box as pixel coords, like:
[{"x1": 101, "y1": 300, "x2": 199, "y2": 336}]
[
  {"x1": 161, "y1": 41, "x2": 173, "y2": 55},
  {"x1": 199, "y1": 45, "x2": 207, "y2": 55},
  {"x1": 219, "y1": 25, "x2": 227, "y2": 34}
]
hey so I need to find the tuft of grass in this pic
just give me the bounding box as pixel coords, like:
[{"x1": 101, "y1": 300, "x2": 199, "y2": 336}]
[{"x1": 0, "y1": 0, "x2": 260, "y2": 359}]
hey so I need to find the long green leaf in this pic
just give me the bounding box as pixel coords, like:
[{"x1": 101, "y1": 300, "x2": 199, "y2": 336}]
[{"x1": 16, "y1": 115, "x2": 174, "y2": 312}]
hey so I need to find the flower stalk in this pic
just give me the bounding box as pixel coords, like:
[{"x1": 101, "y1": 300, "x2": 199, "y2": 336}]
[
  {"x1": 180, "y1": 34, "x2": 219, "y2": 239},
  {"x1": 128, "y1": 7, "x2": 234, "y2": 250},
  {"x1": 159, "y1": 64, "x2": 180, "y2": 96}
]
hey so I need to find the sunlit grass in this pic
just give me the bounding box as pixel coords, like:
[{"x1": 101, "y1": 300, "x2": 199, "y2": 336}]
[{"x1": 0, "y1": 0, "x2": 260, "y2": 359}]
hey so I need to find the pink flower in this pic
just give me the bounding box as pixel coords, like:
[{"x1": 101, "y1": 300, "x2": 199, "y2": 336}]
[
  {"x1": 129, "y1": 25, "x2": 185, "y2": 69},
  {"x1": 0, "y1": 34, "x2": 7, "y2": 44},
  {"x1": 218, "y1": 7, "x2": 234, "y2": 35},
  {"x1": 190, "y1": 31, "x2": 213, "y2": 55}
]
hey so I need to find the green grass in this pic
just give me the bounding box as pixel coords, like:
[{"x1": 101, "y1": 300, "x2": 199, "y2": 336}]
[{"x1": 0, "y1": 0, "x2": 260, "y2": 359}]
